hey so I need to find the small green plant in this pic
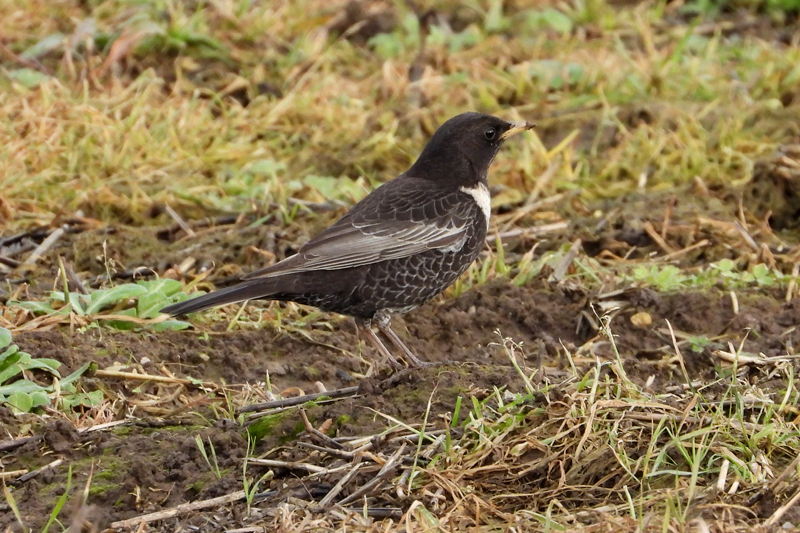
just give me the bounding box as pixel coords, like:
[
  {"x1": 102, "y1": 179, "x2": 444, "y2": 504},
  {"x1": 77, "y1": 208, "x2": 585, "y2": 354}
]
[
  {"x1": 41, "y1": 465, "x2": 73, "y2": 533},
  {"x1": 444, "y1": 395, "x2": 463, "y2": 457},
  {"x1": 682, "y1": 0, "x2": 800, "y2": 17},
  {"x1": 4, "y1": 463, "x2": 76, "y2": 533},
  {"x1": 708, "y1": 259, "x2": 785, "y2": 287},
  {"x1": 626, "y1": 260, "x2": 789, "y2": 292},
  {"x1": 0, "y1": 327, "x2": 97, "y2": 413},
  {"x1": 10, "y1": 279, "x2": 192, "y2": 332},
  {"x1": 195, "y1": 436, "x2": 222, "y2": 479},
  {"x1": 688, "y1": 335, "x2": 712, "y2": 353},
  {"x1": 3, "y1": 481, "x2": 27, "y2": 533},
  {"x1": 631, "y1": 264, "x2": 687, "y2": 291},
  {"x1": 242, "y1": 436, "x2": 273, "y2": 515},
  {"x1": 368, "y1": 13, "x2": 420, "y2": 58},
  {"x1": 525, "y1": 8, "x2": 574, "y2": 35}
]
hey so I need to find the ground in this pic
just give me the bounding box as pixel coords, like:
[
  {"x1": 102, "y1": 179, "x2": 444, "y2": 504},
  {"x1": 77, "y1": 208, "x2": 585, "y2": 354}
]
[{"x1": 2, "y1": 1, "x2": 800, "y2": 532}]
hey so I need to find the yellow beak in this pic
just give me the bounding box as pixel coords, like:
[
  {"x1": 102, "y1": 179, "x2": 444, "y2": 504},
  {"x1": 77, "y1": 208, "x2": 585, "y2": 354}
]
[{"x1": 500, "y1": 120, "x2": 536, "y2": 140}]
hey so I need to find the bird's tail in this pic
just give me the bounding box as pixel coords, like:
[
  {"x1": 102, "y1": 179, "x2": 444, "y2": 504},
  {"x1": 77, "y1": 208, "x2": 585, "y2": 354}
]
[{"x1": 160, "y1": 279, "x2": 280, "y2": 316}]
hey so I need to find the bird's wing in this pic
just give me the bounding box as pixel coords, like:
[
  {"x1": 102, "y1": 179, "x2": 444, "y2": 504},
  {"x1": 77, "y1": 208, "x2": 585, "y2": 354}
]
[{"x1": 242, "y1": 178, "x2": 478, "y2": 280}]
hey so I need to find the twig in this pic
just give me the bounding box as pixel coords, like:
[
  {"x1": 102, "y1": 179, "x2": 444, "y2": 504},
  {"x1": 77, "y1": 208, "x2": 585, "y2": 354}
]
[
  {"x1": 623, "y1": 412, "x2": 761, "y2": 433},
  {"x1": 644, "y1": 221, "x2": 675, "y2": 254},
  {"x1": 318, "y1": 462, "x2": 365, "y2": 507},
  {"x1": 59, "y1": 255, "x2": 89, "y2": 295},
  {"x1": 747, "y1": 453, "x2": 800, "y2": 507},
  {"x1": 497, "y1": 190, "x2": 574, "y2": 232},
  {"x1": 715, "y1": 451, "x2": 729, "y2": 491},
  {"x1": 655, "y1": 239, "x2": 711, "y2": 262},
  {"x1": 666, "y1": 319, "x2": 693, "y2": 392},
  {"x1": 713, "y1": 351, "x2": 800, "y2": 366},
  {"x1": 296, "y1": 441, "x2": 355, "y2": 460},
  {"x1": 764, "y1": 486, "x2": 800, "y2": 528},
  {"x1": 13, "y1": 458, "x2": 63, "y2": 485},
  {"x1": 93, "y1": 369, "x2": 208, "y2": 387},
  {"x1": 733, "y1": 220, "x2": 759, "y2": 252},
  {"x1": 0, "y1": 469, "x2": 28, "y2": 480},
  {"x1": 488, "y1": 222, "x2": 569, "y2": 244},
  {"x1": 0, "y1": 228, "x2": 50, "y2": 248},
  {"x1": 238, "y1": 386, "x2": 359, "y2": 414},
  {"x1": 515, "y1": 451, "x2": 562, "y2": 478},
  {"x1": 420, "y1": 434, "x2": 445, "y2": 459},
  {"x1": 664, "y1": 380, "x2": 705, "y2": 393},
  {"x1": 109, "y1": 490, "x2": 246, "y2": 529},
  {"x1": 165, "y1": 205, "x2": 195, "y2": 237},
  {"x1": 341, "y1": 507, "x2": 402, "y2": 518},
  {"x1": 78, "y1": 420, "x2": 131, "y2": 433},
  {"x1": 769, "y1": 454, "x2": 800, "y2": 491},
  {"x1": 0, "y1": 435, "x2": 43, "y2": 453},
  {"x1": 337, "y1": 443, "x2": 406, "y2": 506},
  {"x1": 661, "y1": 196, "x2": 675, "y2": 240},
  {"x1": 88, "y1": 266, "x2": 157, "y2": 288},
  {"x1": 0, "y1": 241, "x2": 36, "y2": 260},
  {"x1": 528, "y1": 160, "x2": 560, "y2": 205},
  {"x1": 787, "y1": 262, "x2": 800, "y2": 302},
  {"x1": 299, "y1": 407, "x2": 345, "y2": 450},
  {"x1": 22, "y1": 225, "x2": 67, "y2": 266},
  {"x1": 247, "y1": 459, "x2": 328, "y2": 474},
  {"x1": 550, "y1": 239, "x2": 582, "y2": 282},
  {"x1": 574, "y1": 399, "x2": 598, "y2": 462},
  {"x1": 0, "y1": 255, "x2": 21, "y2": 268},
  {"x1": 0, "y1": 41, "x2": 53, "y2": 74},
  {"x1": 388, "y1": 428, "x2": 449, "y2": 445}
]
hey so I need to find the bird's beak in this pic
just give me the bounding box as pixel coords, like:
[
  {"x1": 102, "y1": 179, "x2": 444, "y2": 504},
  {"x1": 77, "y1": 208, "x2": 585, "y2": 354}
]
[{"x1": 500, "y1": 120, "x2": 536, "y2": 140}]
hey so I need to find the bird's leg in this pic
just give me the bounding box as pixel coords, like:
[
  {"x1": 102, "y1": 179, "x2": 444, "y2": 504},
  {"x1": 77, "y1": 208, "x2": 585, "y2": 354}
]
[
  {"x1": 373, "y1": 310, "x2": 427, "y2": 368},
  {"x1": 379, "y1": 324, "x2": 427, "y2": 368},
  {"x1": 358, "y1": 320, "x2": 403, "y2": 371}
]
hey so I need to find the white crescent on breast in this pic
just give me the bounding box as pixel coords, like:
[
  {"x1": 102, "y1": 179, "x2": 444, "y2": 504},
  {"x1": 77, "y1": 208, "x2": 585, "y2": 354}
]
[{"x1": 459, "y1": 183, "x2": 491, "y2": 229}]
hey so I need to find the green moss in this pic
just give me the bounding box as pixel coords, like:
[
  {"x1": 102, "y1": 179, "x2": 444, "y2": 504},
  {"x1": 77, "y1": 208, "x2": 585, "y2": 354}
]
[
  {"x1": 285, "y1": 420, "x2": 306, "y2": 444},
  {"x1": 111, "y1": 426, "x2": 132, "y2": 437},
  {"x1": 246, "y1": 410, "x2": 294, "y2": 443},
  {"x1": 95, "y1": 460, "x2": 128, "y2": 481},
  {"x1": 304, "y1": 366, "x2": 321, "y2": 379},
  {"x1": 188, "y1": 480, "x2": 206, "y2": 493},
  {"x1": 88, "y1": 483, "x2": 121, "y2": 497}
]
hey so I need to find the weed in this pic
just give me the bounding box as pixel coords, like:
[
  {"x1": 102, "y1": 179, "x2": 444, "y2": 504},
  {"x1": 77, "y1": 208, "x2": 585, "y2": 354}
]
[
  {"x1": 0, "y1": 327, "x2": 96, "y2": 413},
  {"x1": 9, "y1": 279, "x2": 192, "y2": 332},
  {"x1": 195, "y1": 435, "x2": 222, "y2": 479}
]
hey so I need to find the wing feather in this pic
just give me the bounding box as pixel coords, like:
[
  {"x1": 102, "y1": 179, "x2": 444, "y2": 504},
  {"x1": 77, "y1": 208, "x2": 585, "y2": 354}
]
[{"x1": 242, "y1": 178, "x2": 477, "y2": 280}]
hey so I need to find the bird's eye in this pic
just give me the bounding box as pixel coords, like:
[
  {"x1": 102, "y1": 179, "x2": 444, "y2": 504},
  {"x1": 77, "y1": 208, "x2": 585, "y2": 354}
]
[{"x1": 484, "y1": 128, "x2": 496, "y2": 140}]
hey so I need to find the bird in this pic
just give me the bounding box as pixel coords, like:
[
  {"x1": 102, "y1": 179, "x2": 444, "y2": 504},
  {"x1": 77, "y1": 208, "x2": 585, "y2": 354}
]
[{"x1": 161, "y1": 112, "x2": 535, "y2": 368}]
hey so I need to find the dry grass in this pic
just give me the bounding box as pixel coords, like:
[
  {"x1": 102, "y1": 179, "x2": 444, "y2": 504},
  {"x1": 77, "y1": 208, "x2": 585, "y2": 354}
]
[
  {"x1": 105, "y1": 330, "x2": 800, "y2": 533},
  {"x1": 1, "y1": 0, "x2": 798, "y2": 230},
  {"x1": 3, "y1": 0, "x2": 800, "y2": 531}
]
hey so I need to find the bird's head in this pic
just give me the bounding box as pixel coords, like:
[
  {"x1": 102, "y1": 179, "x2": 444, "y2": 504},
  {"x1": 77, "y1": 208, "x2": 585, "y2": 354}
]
[{"x1": 408, "y1": 112, "x2": 535, "y2": 187}]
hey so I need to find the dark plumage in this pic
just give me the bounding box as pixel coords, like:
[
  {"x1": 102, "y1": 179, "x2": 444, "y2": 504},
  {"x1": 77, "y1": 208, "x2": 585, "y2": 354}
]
[{"x1": 161, "y1": 112, "x2": 534, "y2": 367}]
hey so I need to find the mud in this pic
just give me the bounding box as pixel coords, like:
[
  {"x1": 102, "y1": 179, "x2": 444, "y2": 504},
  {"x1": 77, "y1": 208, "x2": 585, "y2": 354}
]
[{"x1": 3, "y1": 271, "x2": 800, "y2": 530}]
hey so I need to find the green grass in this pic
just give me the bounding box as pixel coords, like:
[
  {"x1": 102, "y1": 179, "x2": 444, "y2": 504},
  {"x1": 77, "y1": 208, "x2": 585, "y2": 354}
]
[{"x1": 2, "y1": 0, "x2": 800, "y2": 531}]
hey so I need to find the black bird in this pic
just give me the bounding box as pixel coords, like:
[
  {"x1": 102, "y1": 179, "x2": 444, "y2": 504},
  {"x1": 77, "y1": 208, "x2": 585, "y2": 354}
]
[{"x1": 161, "y1": 112, "x2": 534, "y2": 368}]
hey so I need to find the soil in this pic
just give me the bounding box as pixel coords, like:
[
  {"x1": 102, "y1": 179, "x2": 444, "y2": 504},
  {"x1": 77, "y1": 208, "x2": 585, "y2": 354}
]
[{"x1": 3, "y1": 274, "x2": 800, "y2": 530}]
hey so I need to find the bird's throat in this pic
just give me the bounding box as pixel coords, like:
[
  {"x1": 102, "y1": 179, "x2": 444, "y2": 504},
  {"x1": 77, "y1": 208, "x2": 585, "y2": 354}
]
[{"x1": 459, "y1": 182, "x2": 491, "y2": 229}]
